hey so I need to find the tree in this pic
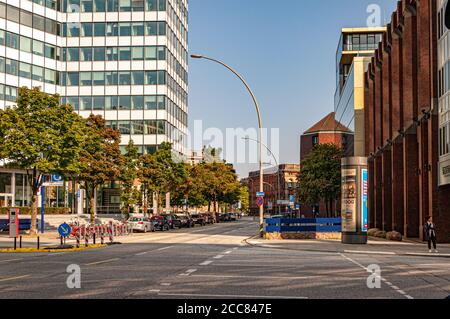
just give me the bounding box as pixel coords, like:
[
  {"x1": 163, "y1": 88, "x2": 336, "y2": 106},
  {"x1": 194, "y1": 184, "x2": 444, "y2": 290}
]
[
  {"x1": 119, "y1": 140, "x2": 140, "y2": 218},
  {"x1": 297, "y1": 144, "x2": 342, "y2": 217},
  {"x1": 0, "y1": 87, "x2": 88, "y2": 234},
  {"x1": 78, "y1": 115, "x2": 124, "y2": 223},
  {"x1": 138, "y1": 142, "x2": 186, "y2": 214}
]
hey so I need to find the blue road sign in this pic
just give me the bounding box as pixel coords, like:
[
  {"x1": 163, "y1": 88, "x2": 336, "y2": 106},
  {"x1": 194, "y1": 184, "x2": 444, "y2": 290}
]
[
  {"x1": 51, "y1": 174, "x2": 63, "y2": 183},
  {"x1": 256, "y1": 192, "x2": 265, "y2": 197},
  {"x1": 58, "y1": 223, "x2": 72, "y2": 237}
]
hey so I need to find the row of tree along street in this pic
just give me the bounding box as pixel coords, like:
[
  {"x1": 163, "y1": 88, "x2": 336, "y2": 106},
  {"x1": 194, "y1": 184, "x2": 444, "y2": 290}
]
[{"x1": 0, "y1": 87, "x2": 248, "y2": 235}]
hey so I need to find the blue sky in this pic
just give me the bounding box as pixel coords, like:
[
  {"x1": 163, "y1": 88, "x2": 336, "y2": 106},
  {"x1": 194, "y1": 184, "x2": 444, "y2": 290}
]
[{"x1": 188, "y1": 0, "x2": 398, "y2": 178}]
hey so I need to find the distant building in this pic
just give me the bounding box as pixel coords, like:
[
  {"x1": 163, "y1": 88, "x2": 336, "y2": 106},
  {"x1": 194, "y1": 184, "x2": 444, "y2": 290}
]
[
  {"x1": 245, "y1": 164, "x2": 300, "y2": 216},
  {"x1": 188, "y1": 151, "x2": 204, "y2": 166}
]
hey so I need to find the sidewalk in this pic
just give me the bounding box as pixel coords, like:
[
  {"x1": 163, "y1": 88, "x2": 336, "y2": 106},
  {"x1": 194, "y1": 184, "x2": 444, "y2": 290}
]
[{"x1": 245, "y1": 236, "x2": 450, "y2": 258}]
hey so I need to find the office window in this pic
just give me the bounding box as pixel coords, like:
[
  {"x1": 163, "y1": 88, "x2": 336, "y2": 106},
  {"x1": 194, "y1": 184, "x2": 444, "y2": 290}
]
[
  {"x1": 131, "y1": 46, "x2": 144, "y2": 60},
  {"x1": 6, "y1": 33, "x2": 19, "y2": 50},
  {"x1": 118, "y1": 120, "x2": 131, "y2": 134},
  {"x1": 93, "y1": 96, "x2": 105, "y2": 110},
  {"x1": 131, "y1": 120, "x2": 144, "y2": 134},
  {"x1": 80, "y1": 47, "x2": 93, "y2": 61},
  {"x1": 67, "y1": 48, "x2": 80, "y2": 61},
  {"x1": 0, "y1": 57, "x2": 5, "y2": 73},
  {"x1": 33, "y1": 40, "x2": 44, "y2": 56},
  {"x1": 158, "y1": 121, "x2": 166, "y2": 134},
  {"x1": 80, "y1": 96, "x2": 92, "y2": 110},
  {"x1": 118, "y1": 96, "x2": 131, "y2": 109},
  {"x1": 5, "y1": 59, "x2": 18, "y2": 76},
  {"x1": 20, "y1": 37, "x2": 32, "y2": 53},
  {"x1": 19, "y1": 62, "x2": 32, "y2": 79},
  {"x1": 146, "y1": 71, "x2": 157, "y2": 85},
  {"x1": 7, "y1": 6, "x2": 20, "y2": 24},
  {"x1": 33, "y1": 15, "x2": 46, "y2": 32},
  {"x1": 107, "y1": 0, "x2": 118, "y2": 12},
  {"x1": 132, "y1": 22, "x2": 145, "y2": 36},
  {"x1": 92, "y1": 72, "x2": 105, "y2": 85},
  {"x1": 93, "y1": 47, "x2": 105, "y2": 61},
  {"x1": 45, "y1": 45, "x2": 56, "y2": 59},
  {"x1": 119, "y1": 0, "x2": 132, "y2": 12},
  {"x1": 132, "y1": 96, "x2": 144, "y2": 110},
  {"x1": 94, "y1": 0, "x2": 106, "y2": 11},
  {"x1": 106, "y1": 47, "x2": 118, "y2": 61},
  {"x1": 132, "y1": 71, "x2": 144, "y2": 85},
  {"x1": 157, "y1": 22, "x2": 166, "y2": 35},
  {"x1": 157, "y1": 71, "x2": 166, "y2": 85},
  {"x1": 45, "y1": 69, "x2": 56, "y2": 84},
  {"x1": 0, "y1": 30, "x2": 4, "y2": 46},
  {"x1": 20, "y1": 11, "x2": 33, "y2": 28},
  {"x1": 146, "y1": 22, "x2": 157, "y2": 36},
  {"x1": 144, "y1": 120, "x2": 157, "y2": 134},
  {"x1": 145, "y1": 46, "x2": 157, "y2": 60},
  {"x1": 157, "y1": 95, "x2": 165, "y2": 109},
  {"x1": 106, "y1": 23, "x2": 119, "y2": 36},
  {"x1": 132, "y1": 0, "x2": 144, "y2": 11},
  {"x1": 45, "y1": 19, "x2": 57, "y2": 35},
  {"x1": 66, "y1": 0, "x2": 81, "y2": 11},
  {"x1": 0, "y1": 3, "x2": 6, "y2": 19},
  {"x1": 82, "y1": 23, "x2": 93, "y2": 37},
  {"x1": 5, "y1": 86, "x2": 17, "y2": 102},
  {"x1": 119, "y1": 23, "x2": 131, "y2": 36},
  {"x1": 67, "y1": 72, "x2": 79, "y2": 86},
  {"x1": 67, "y1": 97, "x2": 79, "y2": 111},
  {"x1": 80, "y1": 72, "x2": 92, "y2": 86},
  {"x1": 81, "y1": 0, "x2": 93, "y2": 12},
  {"x1": 105, "y1": 71, "x2": 118, "y2": 85},
  {"x1": 158, "y1": 0, "x2": 166, "y2": 11},
  {"x1": 119, "y1": 47, "x2": 131, "y2": 60},
  {"x1": 105, "y1": 96, "x2": 118, "y2": 110},
  {"x1": 0, "y1": 84, "x2": 4, "y2": 100},
  {"x1": 145, "y1": 95, "x2": 157, "y2": 109},
  {"x1": 32, "y1": 65, "x2": 44, "y2": 82},
  {"x1": 145, "y1": 0, "x2": 156, "y2": 11},
  {"x1": 67, "y1": 24, "x2": 80, "y2": 37},
  {"x1": 157, "y1": 47, "x2": 166, "y2": 60},
  {"x1": 94, "y1": 23, "x2": 106, "y2": 36},
  {"x1": 118, "y1": 71, "x2": 131, "y2": 85}
]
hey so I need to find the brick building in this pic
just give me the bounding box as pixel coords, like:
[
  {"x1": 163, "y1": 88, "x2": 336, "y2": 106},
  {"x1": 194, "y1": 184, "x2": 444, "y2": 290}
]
[
  {"x1": 300, "y1": 112, "x2": 353, "y2": 216},
  {"x1": 245, "y1": 164, "x2": 300, "y2": 216},
  {"x1": 364, "y1": 0, "x2": 450, "y2": 243}
]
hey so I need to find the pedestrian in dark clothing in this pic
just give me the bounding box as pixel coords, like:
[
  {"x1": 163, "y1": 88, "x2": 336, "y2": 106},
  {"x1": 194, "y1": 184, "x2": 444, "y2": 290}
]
[{"x1": 424, "y1": 217, "x2": 438, "y2": 253}]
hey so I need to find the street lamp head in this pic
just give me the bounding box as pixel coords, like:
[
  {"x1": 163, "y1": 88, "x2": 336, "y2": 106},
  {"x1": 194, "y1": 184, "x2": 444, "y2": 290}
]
[{"x1": 190, "y1": 54, "x2": 204, "y2": 59}]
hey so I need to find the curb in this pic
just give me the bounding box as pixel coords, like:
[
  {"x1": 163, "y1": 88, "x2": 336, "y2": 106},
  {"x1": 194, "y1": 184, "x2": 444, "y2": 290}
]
[
  {"x1": 0, "y1": 244, "x2": 107, "y2": 253},
  {"x1": 244, "y1": 239, "x2": 450, "y2": 259}
]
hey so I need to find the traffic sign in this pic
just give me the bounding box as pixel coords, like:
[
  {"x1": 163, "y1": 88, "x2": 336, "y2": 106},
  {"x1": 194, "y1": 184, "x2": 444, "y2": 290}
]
[
  {"x1": 256, "y1": 197, "x2": 264, "y2": 207},
  {"x1": 256, "y1": 192, "x2": 265, "y2": 197},
  {"x1": 58, "y1": 223, "x2": 72, "y2": 238}
]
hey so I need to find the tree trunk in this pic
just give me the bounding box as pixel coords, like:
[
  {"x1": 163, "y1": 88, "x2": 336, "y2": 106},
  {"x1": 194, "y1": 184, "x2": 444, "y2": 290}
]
[
  {"x1": 89, "y1": 185, "x2": 95, "y2": 223},
  {"x1": 30, "y1": 192, "x2": 38, "y2": 235}
]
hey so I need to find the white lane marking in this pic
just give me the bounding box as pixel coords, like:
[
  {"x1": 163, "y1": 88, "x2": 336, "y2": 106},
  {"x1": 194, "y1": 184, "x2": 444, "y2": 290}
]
[
  {"x1": 161, "y1": 283, "x2": 171, "y2": 286},
  {"x1": 191, "y1": 274, "x2": 317, "y2": 280},
  {"x1": 85, "y1": 258, "x2": 120, "y2": 266},
  {"x1": 157, "y1": 246, "x2": 174, "y2": 251},
  {"x1": 200, "y1": 260, "x2": 213, "y2": 266},
  {"x1": 179, "y1": 269, "x2": 197, "y2": 276},
  {"x1": 157, "y1": 292, "x2": 308, "y2": 299},
  {"x1": 135, "y1": 252, "x2": 148, "y2": 256},
  {"x1": 213, "y1": 255, "x2": 224, "y2": 259},
  {"x1": 0, "y1": 258, "x2": 23, "y2": 264},
  {"x1": 224, "y1": 251, "x2": 232, "y2": 254},
  {"x1": 339, "y1": 253, "x2": 414, "y2": 300},
  {"x1": 0, "y1": 274, "x2": 31, "y2": 282},
  {"x1": 148, "y1": 289, "x2": 161, "y2": 293},
  {"x1": 344, "y1": 250, "x2": 396, "y2": 256}
]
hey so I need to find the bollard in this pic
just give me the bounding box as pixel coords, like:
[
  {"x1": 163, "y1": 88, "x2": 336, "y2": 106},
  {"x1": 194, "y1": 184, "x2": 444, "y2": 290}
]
[
  {"x1": 20, "y1": 236, "x2": 22, "y2": 248},
  {"x1": 76, "y1": 229, "x2": 80, "y2": 248},
  {"x1": 93, "y1": 233, "x2": 96, "y2": 245},
  {"x1": 101, "y1": 225, "x2": 104, "y2": 244},
  {"x1": 60, "y1": 236, "x2": 63, "y2": 246},
  {"x1": 14, "y1": 237, "x2": 17, "y2": 250},
  {"x1": 37, "y1": 236, "x2": 40, "y2": 250}
]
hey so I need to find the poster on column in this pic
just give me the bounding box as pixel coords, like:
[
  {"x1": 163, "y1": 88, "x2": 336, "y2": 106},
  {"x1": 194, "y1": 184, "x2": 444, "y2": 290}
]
[
  {"x1": 361, "y1": 169, "x2": 369, "y2": 232},
  {"x1": 341, "y1": 169, "x2": 357, "y2": 232}
]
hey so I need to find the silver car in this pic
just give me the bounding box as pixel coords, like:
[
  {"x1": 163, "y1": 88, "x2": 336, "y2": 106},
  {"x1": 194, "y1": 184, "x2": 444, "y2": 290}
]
[{"x1": 128, "y1": 217, "x2": 154, "y2": 233}]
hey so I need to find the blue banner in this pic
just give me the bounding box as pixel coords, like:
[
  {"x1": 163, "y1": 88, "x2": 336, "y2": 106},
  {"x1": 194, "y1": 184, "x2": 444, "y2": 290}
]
[{"x1": 361, "y1": 169, "x2": 368, "y2": 232}]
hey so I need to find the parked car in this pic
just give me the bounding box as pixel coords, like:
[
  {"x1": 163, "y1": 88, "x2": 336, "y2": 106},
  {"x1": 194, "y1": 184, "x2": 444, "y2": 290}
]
[
  {"x1": 162, "y1": 214, "x2": 178, "y2": 229},
  {"x1": 175, "y1": 214, "x2": 195, "y2": 228},
  {"x1": 229, "y1": 213, "x2": 237, "y2": 222},
  {"x1": 218, "y1": 213, "x2": 231, "y2": 222},
  {"x1": 128, "y1": 217, "x2": 154, "y2": 233},
  {"x1": 202, "y1": 213, "x2": 216, "y2": 224},
  {"x1": 151, "y1": 215, "x2": 170, "y2": 231},
  {"x1": 190, "y1": 214, "x2": 206, "y2": 226}
]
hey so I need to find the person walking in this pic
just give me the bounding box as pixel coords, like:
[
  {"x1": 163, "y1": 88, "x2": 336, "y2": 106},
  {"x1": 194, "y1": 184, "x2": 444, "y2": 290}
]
[{"x1": 424, "y1": 217, "x2": 438, "y2": 253}]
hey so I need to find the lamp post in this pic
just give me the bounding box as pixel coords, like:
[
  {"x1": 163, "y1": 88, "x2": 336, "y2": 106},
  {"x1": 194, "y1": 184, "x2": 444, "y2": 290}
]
[
  {"x1": 191, "y1": 54, "x2": 264, "y2": 236},
  {"x1": 243, "y1": 137, "x2": 281, "y2": 214}
]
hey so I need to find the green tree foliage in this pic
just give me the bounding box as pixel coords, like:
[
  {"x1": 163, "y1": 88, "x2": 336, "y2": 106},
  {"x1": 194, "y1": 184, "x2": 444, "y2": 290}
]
[
  {"x1": 138, "y1": 142, "x2": 186, "y2": 214},
  {"x1": 297, "y1": 143, "x2": 342, "y2": 217},
  {"x1": 119, "y1": 140, "x2": 140, "y2": 218},
  {"x1": 0, "y1": 87, "x2": 88, "y2": 234},
  {"x1": 78, "y1": 115, "x2": 124, "y2": 222}
]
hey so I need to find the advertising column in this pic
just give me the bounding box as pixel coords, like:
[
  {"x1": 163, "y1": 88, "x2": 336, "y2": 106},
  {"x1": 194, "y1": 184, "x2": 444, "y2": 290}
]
[{"x1": 341, "y1": 157, "x2": 368, "y2": 244}]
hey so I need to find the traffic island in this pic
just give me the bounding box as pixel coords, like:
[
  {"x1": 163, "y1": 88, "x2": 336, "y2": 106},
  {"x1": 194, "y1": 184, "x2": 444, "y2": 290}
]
[
  {"x1": 0, "y1": 243, "x2": 107, "y2": 253},
  {"x1": 264, "y1": 232, "x2": 341, "y2": 241}
]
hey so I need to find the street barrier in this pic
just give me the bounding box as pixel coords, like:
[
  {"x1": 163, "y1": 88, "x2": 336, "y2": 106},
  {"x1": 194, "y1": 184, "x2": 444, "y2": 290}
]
[{"x1": 265, "y1": 218, "x2": 342, "y2": 233}]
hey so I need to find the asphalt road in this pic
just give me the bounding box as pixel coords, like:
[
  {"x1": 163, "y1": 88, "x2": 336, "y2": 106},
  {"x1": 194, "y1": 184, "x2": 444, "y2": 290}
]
[{"x1": 0, "y1": 219, "x2": 449, "y2": 299}]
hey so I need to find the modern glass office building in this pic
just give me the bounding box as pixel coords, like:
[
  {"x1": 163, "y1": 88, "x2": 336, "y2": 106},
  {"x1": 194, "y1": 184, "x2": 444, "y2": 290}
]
[
  {"x1": 0, "y1": 0, "x2": 188, "y2": 155},
  {"x1": 334, "y1": 27, "x2": 385, "y2": 156}
]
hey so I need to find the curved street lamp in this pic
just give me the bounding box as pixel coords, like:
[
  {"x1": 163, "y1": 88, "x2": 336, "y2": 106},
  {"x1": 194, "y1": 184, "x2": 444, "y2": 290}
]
[{"x1": 191, "y1": 54, "x2": 264, "y2": 235}]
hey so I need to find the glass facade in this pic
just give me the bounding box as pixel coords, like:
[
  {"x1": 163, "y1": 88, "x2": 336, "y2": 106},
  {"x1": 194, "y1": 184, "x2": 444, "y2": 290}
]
[{"x1": 0, "y1": 0, "x2": 188, "y2": 155}]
